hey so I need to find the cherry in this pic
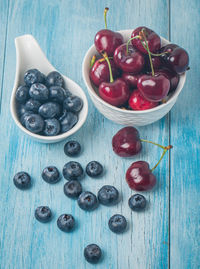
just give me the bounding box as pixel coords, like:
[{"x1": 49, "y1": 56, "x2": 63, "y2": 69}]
[
  {"x1": 155, "y1": 68, "x2": 180, "y2": 92},
  {"x1": 99, "y1": 52, "x2": 130, "y2": 107},
  {"x1": 94, "y1": 8, "x2": 123, "y2": 56},
  {"x1": 137, "y1": 74, "x2": 170, "y2": 102},
  {"x1": 121, "y1": 73, "x2": 141, "y2": 88},
  {"x1": 112, "y1": 126, "x2": 142, "y2": 157},
  {"x1": 129, "y1": 89, "x2": 158, "y2": 110},
  {"x1": 145, "y1": 55, "x2": 161, "y2": 71},
  {"x1": 131, "y1": 26, "x2": 161, "y2": 54},
  {"x1": 113, "y1": 44, "x2": 145, "y2": 73},
  {"x1": 90, "y1": 57, "x2": 119, "y2": 86},
  {"x1": 160, "y1": 44, "x2": 189, "y2": 74}
]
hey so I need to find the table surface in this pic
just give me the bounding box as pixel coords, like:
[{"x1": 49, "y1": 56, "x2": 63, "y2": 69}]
[{"x1": 0, "y1": 1, "x2": 199, "y2": 269}]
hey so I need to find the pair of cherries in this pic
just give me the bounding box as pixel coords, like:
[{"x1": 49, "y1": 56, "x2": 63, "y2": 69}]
[
  {"x1": 90, "y1": 8, "x2": 189, "y2": 110},
  {"x1": 112, "y1": 126, "x2": 172, "y2": 191}
]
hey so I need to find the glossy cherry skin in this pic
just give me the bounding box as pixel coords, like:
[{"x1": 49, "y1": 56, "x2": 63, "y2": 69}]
[
  {"x1": 99, "y1": 78, "x2": 130, "y2": 107},
  {"x1": 126, "y1": 161, "x2": 156, "y2": 191},
  {"x1": 121, "y1": 73, "x2": 141, "y2": 88},
  {"x1": 90, "y1": 58, "x2": 119, "y2": 86},
  {"x1": 155, "y1": 69, "x2": 180, "y2": 92},
  {"x1": 95, "y1": 29, "x2": 123, "y2": 56},
  {"x1": 137, "y1": 74, "x2": 170, "y2": 102},
  {"x1": 145, "y1": 55, "x2": 161, "y2": 71},
  {"x1": 129, "y1": 89, "x2": 158, "y2": 110},
  {"x1": 114, "y1": 44, "x2": 145, "y2": 73},
  {"x1": 112, "y1": 126, "x2": 142, "y2": 157},
  {"x1": 131, "y1": 26, "x2": 161, "y2": 54},
  {"x1": 160, "y1": 44, "x2": 189, "y2": 74}
]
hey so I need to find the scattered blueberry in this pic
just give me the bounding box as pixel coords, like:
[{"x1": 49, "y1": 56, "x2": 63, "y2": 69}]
[
  {"x1": 128, "y1": 194, "x2": 147, "y2": 211},
  {"x1": 108, "y1": 214, "x2": 127, "y2": 233},
  {"x1": 64, "y1": 141, "x2": 81, "y2": 156},
  {"x1": 77, "y1": 191, "x2": 98, "y2": 211},
  {"x1": 24, "y1": 69, "x2": 45, "y2": 86},
  {"x1": 63, "y1": 161, "x2": 84, "y2": 180},
  {"x1": 42, "y1": 166, "x2": 60, "y2": 184},
  {"x1": 63, "y1": 95, "x2": 83, "y2": 113},
  {"x1": 63, "y1": 180, "x2": 82, "y2": 199},
  {"x1": 13, "y1": 171, "x2": 31, "y2": 189},
  {"x1": 84, "y1": 244, "x2": 102, "y2": 264},
  {"x1": 29, "y1": 83, "x2": 49, "y2": 101},
  {"x1": 60, "y1": 112, "x2": 78, "y2": 133},
  {"x1": 35, "y1": 206, "x2": 52, "y2": 223},
  {"x1": 25, "y1": 114, "x2": 44, "y2": 133},
  {"x1": 15, "y1": 86, "x2": 29, "y2": 104},
  {"x1": 98, "y1": 185, "x2": 119, "y2": 206},
  {"x1": 46, "y1": 71, "x2": 64, "y2": 87},
  {"x1": 25, "y1": 99, "x2": 41, "y2": 113},
  {"x1": 57, "y1": 214, "x2": 75, "y2": 232},
  {"x1": 49, "y1": 86, "x2": 65, "y2": 103},
  {"x1": 43, "y1": 118, "x2": 60, "y2": 136},
  {"x1": 20, "y1": 111, "x2": 34, "y2": 126},
  {"x1": 86, "y1": 161, "x2": 103, "y2": 178},
  {"x1": 39, "y1": 102, "x2": 61, "y2": 119}
]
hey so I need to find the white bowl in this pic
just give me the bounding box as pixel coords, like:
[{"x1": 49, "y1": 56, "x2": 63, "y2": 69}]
[
  {"x1": 10, "y1": 35, "x2": 88, "y2": 143},
  {"x1": 82, "y1": 29, "x2": 186, "y2": 126}
]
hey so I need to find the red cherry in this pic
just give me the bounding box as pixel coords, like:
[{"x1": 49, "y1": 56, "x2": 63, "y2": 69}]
[
  {"x1": 121, "y1": 73, "x2": 141, "y2": 88},
  {"x1": 90, "y1": 58, "x2": 119, "y2": 86},
  {"x1": 129, "y1": 89, "x2": 158, "y2": 110},
  {"x1": 112, "y1": 126, "x2": 142, "y2": 157},
  {"x1": 137, "y1": 74, "x2": 170, "y2": 102},
  {"x1": 155, "y1": 68, "x2": 180, "y2": 92},
  {"x1": 113, "y1": 44, "x2": 144, "y2": 73},
  {"x1": 126, "y1": 161, "x2": 156, "y2": 191},
  {"x1": 131, "y1": 26, "x2": 161, "y2": 54},
  {"x1": 145, "y1": 55, "x2": 161, "y2": 71}
]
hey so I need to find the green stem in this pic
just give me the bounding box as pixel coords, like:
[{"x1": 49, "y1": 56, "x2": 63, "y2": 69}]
[
  {"x1": 151, "y1": 148, "x2": 168, "y2": 172},
  {"x1": 90, "y1": 55, "x2": 96, "y2": 69},
  {"x1": 104, "y1": 7, "x2": 109, "y2": 29},
  {"x1": 126, "y1": 35, "x2": 140, "y2": 54},
  {"x1": 140, "y1": 139, "x2": 166, "y2": 150},
  {"x1": 102, "y1": 52, "x2": 114, "y2": 83}
]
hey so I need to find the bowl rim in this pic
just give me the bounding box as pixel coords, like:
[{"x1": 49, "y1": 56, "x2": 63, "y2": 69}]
[{"x1": 82, "y1": 29, "x2": 186, "y2": 114}]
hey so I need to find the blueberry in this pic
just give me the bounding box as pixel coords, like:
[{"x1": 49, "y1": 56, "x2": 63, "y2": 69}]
[
  {"x1": 24, "y1": 69, "x2": 45, "y2": 86},
  {"x1": 64, "y1": 141, "x2": 81, "y2": 156},
  {"x1": 63, "y1": 88, "x2": 72, "y2": 98},
  {"x1": 57, "y1": 214, "x2": 75, "y2": 232},
  {"x1": 86, "y1": 161, "x2": 103, "y2": 178},
  {"x1": 29, "y1": 83, "x2": 49, "y2": 101},
  {"x1": 58, "y1": 109, "x2": 68, "y2": 122},
  {"x1": 63, "y1": 161, "x2": 84, "y2": 180},
  {"x1": 15, "y1": 85, "x2": 29, "y2": 103},
  {"x1": 20, "y1": 111, "x2": 34, "y2": 126},
  {"x1": 84, "y1": 244, "x2": 102, "y2": 264},
  {"x1": 128, "y1": 194, "x2": 146, "y2": 211},
  {"x1": 60, "y1": 112, "x2": 78, "y2": 133},
  {"x1": 43, "y1": 118, "x2": 60, "y2": 136},
  {"x1": 25, "y1": 99, "x2": 41, "y2": 113},
  {"x1": 25, "y1": 114, "x2": 44, "y2": 133},
  {"x1": 39, "y1": 102, "x2": 61, "y2": 119},
  {"x1": 42, "y1": 166, "x2": 60, "y2": 183},
  {"x1": 63, "y1": 96, "x2": 83, "y2": 113},
  {"x1": 17, "y1": 104, "x2": 27, "y2": 116},
  {"x1": 46, "y1": 71, "x2": 64, "y2": 87},
  {"x1": 77, "y1": 191, "x2": 98, "y2": 211},
  {"x1": 63, "y1": 180, "x2": 82, "y2": 199},
  {"x1": 13, "y1": 172, "x2": 31, "y2": 189},
  {"x1": 35, "y1": 206, "x2": 52, "y2": 223},
  {"x1": 108, "y1": 214, "x2": 127, "y2": 233},
  {"x1": 49, "y1": 86, "x2": 65, "y2": 103},
  {"x1": 98, "y1": 185, "x2": 119, "y2": 206}
]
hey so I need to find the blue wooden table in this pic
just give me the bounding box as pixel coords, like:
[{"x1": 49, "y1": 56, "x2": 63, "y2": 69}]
[{"x1": 0, "y1": 1, "x2": 199, "y2": 268}]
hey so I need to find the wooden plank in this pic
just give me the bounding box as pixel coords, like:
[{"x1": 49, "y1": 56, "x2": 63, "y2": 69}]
[
  {"x1": 170, "y1": 0, "x2": 200, "y2": 268},
  {"x1": 0, "y1": 0, "x2": 170, "y2": 268}
]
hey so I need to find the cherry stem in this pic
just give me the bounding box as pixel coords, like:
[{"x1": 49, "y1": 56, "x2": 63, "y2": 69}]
[
  {"x1": 151, "y1": 145, "x2": 173, "y2": 172},
  {"x1": 104, "y1": 7, "x2": 109, "y2": 29},
  {"x1": 90, "y1": 55, "x2": 96, "y2": 68},
  {"x1": 99, "y1": 56, "x2": 113, "y2": 63},
  {"x1": 140, "y1": 139, "x2": 166, "y2": 150},
  {"x1": 126, "y1": 35, "x2": 140, "y2": 54},
  {"x1": 102, "y1": 51, "x2": 114, "y2": 83}
]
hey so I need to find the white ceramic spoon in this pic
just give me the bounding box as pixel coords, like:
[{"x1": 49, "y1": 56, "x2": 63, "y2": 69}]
[{"x1": 10, "y1": 34, "x2": 88, "y2": 143}]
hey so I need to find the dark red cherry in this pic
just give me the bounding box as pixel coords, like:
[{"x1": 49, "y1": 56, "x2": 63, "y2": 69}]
[
  {"x1": 137, "y1": 74, "x2": 170, "y2": 102},
  {"x1": 155, "y1": 68, "x2": 180, "y2": 92},
  {"x1": 126, "y1": 161, "x2": 156, "y2": 191},
  {"x1": 121, "y1": 73, "x2": 141, "y2": 88},
  {"x1": 114, "y1": 44, "x2": 145, "y2": 73},
  {"x1": 112, "y1": 126, "x2": 142, "y2": 157},
  {"x1": 131, "y1": 26, "x2": 161, "y2": 54},
  {"x1": 160, "y1": 44, "x2": 189, "y2": 74},
  {"x1": 90, "y1": 58, "x2": 119, "y2": 86},
  {"x1": 129, "y1": 89, "x2": 158, "y2": 110},
  {"x1": 145, "y1": 55, "x2": 161, "y2": 71},
  {"x1": 99, "y1": 78, "x2": 130, "y2": 107}
]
